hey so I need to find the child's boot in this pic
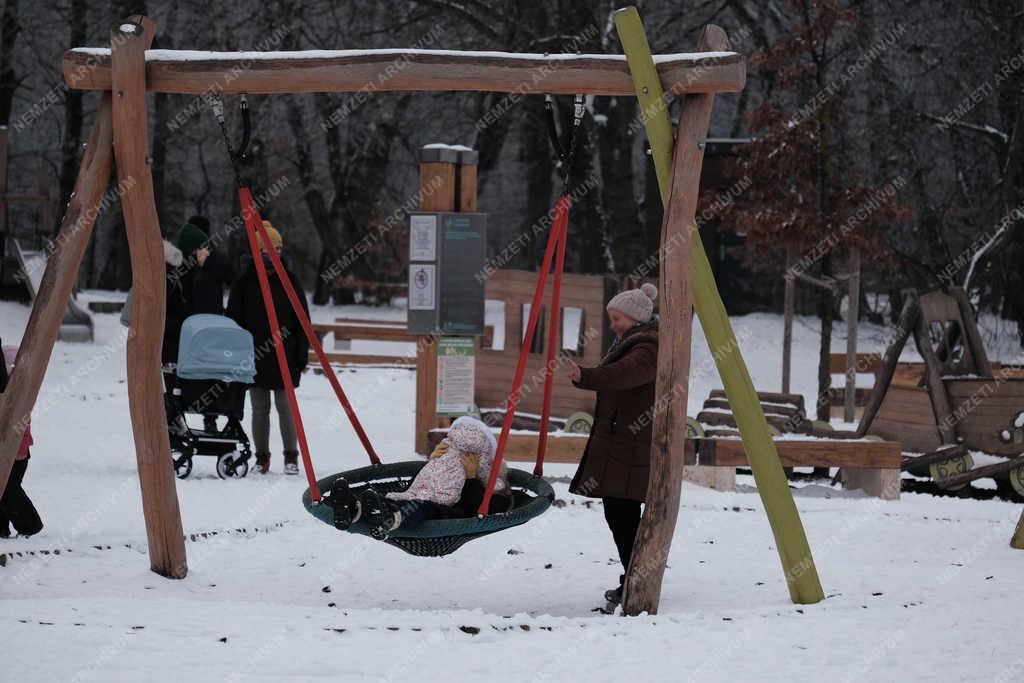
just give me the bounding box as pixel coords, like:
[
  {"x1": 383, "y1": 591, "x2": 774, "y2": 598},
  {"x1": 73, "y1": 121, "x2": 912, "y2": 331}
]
[
  {"x1": 361, "y1": 488, "x2": 401, "y2": 540},
  {"x1": 283, "y1": 450, "x2": 299, "y2": 475},
  {"x1": 329, "y1": 479, "x2": 361, "y2": 530}
]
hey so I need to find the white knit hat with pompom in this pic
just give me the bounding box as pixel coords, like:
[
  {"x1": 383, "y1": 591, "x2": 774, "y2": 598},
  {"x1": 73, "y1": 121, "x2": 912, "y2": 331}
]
[{"x1": 606, "y1": 282, "x2": 658, "y2": 322}]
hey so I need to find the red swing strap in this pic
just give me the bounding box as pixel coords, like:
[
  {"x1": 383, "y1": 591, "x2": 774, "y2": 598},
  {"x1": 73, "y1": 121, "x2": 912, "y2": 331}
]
[
  {"x1": 238, "y1": 188, "x2": 382, "y2": 501},
  {"x1": 535, "y1": 194, "x2": 569, "y2": 477},
  {"x1": 478, "y1": 194, "x2": 570, "y2": 514}
]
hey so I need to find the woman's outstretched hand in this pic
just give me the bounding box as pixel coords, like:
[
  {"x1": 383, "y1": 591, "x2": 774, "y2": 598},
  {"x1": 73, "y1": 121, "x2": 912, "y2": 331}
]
[{"x1": 567, "y1": 359, "x2": 582, "y2": 383}]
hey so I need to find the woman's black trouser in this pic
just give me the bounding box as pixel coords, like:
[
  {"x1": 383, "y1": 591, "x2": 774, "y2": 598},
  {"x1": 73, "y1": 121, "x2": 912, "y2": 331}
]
[
  {"x1": 602, "y1": 496, "x2": 642, "y2": 585},
  {"x1": 0, "y1": 456, "x2": 43, "y2": 537}
]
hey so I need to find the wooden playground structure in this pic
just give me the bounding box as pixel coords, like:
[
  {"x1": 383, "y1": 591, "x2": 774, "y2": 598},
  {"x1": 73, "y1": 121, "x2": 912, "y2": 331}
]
[{"x1": 0, "y1": 8, "x2": 1018, "y2": 617}]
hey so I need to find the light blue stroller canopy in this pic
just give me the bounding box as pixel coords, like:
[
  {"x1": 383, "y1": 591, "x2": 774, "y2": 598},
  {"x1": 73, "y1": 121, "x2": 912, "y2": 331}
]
[{"x1": 177, "y1": 314, "x2": 256, "y2": 383}]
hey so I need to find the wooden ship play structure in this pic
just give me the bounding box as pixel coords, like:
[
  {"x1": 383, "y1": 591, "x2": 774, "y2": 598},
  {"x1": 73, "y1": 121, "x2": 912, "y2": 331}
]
[{"x1": 0, "y1": 7, "x2": 1020, "y2": 622}]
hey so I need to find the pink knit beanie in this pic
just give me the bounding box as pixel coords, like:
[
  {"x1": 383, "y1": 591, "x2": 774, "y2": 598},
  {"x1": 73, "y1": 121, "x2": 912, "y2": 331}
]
[{"x1": 606, "y1": 283, "x2": 658, "y2": 322}]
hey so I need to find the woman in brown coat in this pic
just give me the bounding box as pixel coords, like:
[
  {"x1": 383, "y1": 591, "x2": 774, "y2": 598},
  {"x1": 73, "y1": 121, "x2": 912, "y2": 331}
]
[{"x1": 566, "y1": 282, "x2": 659, "y2": 607}]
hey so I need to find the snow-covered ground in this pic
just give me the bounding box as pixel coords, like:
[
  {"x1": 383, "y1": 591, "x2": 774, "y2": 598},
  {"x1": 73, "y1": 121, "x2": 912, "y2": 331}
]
[{"x1": 1, "y1": 295, "x2": 1022, "y2": 682}]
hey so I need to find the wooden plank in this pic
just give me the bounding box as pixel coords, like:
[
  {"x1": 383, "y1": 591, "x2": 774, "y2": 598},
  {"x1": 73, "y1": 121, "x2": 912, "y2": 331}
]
[
  {"x1": 697, "y1": 409, "x2": 794, "y2": 432},
  {"x1": 619, "y1": 18, "x2": 703, "y2": 615},
  {"x1": 63, "y1": 48, "x2": 747, "y2": 96},
  {"x1": 333, "y1": 316, "x2": 405, "y2": 326},
  {"x1": 938, "y1": 453, "x2": 1024, "y2": 489},
  {"x1": 309, "y1": 352, "x2": 414, "y2": 366},
  {"x1": 619, "y1": 7, "x2": 822, "y2": 607},
  {"x1": 708, "y1": 388, "x2": 805, "y2": 408},
  {"x1": 110, "y1": 16, "x2": 187, "y2": 579},
  {"x1": 313, "y1": 323, "x2": 420, "y2": 343},
  {"x1": 0, "y1": 96, "x2": 114, "y2": 495},
  {"x1": 901, "y1": 445, "x2": 968, "y2": 471},
  {"x1": 829, "y1": 352, "x2": 882, "y2": 374},
  {"x1": 702, "y1": 397, "x2": 805, "y2": 420},
  {"x1": 699, "y1": 438, "x2": 902, "y2": 469}
]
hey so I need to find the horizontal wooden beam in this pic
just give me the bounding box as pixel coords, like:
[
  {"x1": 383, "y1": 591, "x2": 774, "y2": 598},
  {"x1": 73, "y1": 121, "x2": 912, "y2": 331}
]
[
  {"x1": 900, "y1": 444, "x2": 967, "y2": 470},
  {"x1": 313, "y1": 323, "x2": 420, "y2": 343},
  {"x1": 62, "y1": 48, "x2": 745, "y2": 95},
  {"x1": 309, "y1": 352, "x2": 414, "y2": 366},
  {"x1": 698, "y1": 438, "x2": 902, "y2": 469}
]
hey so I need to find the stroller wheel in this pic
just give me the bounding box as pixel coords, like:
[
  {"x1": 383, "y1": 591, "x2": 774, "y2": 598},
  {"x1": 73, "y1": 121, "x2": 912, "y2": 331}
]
[
  {"x1": 216, "y1": 452, "x2": 249, "y2": 479},
  {"x1": 174, "y1": 453, "x2": 193, "y2": 479}
]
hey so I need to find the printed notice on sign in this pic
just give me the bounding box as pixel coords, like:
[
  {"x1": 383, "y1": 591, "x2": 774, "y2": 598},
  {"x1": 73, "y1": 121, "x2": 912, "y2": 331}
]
[
  {"x1": 408, "y1": 263, "x2": 435, "y2": 310},
  {"x1": 409, "y1": 214, "x2": 437, "y2": 261},
  {"x1": 436, "y1": 337, "x2": 476, "y2": 415}
]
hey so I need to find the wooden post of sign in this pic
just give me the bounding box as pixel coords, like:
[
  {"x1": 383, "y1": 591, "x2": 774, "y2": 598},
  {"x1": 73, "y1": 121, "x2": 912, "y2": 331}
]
[
  {"x1": 0, "y1": 95, "x2": 114, "y2": 495},
  {"x1": 618, "y1": 25, "x2": 711, "y2": 616},
  {"x1": 413, "y1": 145, "x2": 459, "y2": 455},
  {"x1": 843, "y1": 249, "x2": 860, "y2": 422},
  {"x1": 782, "y1": 248, "x2": 795, "y2": 394},
  {"x1": 111, "y1": 16, "x2": 187, "y2": 578},
  {"x1": 1012, "y1": 509, "x2": 1024, "y2": 549}
]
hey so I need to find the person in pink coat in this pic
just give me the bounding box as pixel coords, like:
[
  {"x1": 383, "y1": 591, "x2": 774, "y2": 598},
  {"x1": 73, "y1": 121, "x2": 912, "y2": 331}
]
[{"x1": 1, "y1": 344, "x2": 43, "y2": 537}]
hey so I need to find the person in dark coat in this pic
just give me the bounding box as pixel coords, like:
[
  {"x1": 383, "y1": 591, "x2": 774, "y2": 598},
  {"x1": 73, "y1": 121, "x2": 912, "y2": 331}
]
[
  {"x1": 226, "y1": 220, "x2": 310, "y2": 475},
  {"x1": 175, "y1": 219, "x2": 229, "y2": 316},
  {"x1": 566, "y1": 282, "x2": 659, "y2": 607},
  {"x1": 0, "y1": 343, "x2": 43, "y2": 538},
  {"x1": 161, "y1": 239, "x2": 189, "y2": 366},
  {"x1": 185, "y1": 215, "x2": 232, "y2": 315}
]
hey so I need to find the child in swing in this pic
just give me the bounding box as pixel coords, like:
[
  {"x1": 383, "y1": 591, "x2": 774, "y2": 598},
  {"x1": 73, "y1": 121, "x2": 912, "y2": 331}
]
[{"x1": 331, "y1": 416, "x2": 511, "y2": 540}]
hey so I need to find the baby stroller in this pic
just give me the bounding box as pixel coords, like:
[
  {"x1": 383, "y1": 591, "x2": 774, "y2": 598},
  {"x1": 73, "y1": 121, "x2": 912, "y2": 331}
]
[{"x1": 165, "y1": 314, "x2": 256, "y2": 479}]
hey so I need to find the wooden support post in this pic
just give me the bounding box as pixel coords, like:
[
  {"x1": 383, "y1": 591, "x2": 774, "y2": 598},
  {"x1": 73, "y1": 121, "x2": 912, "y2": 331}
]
[
  {"x1": 413, "y1": 145, "x2": 459, "y2": 455},
  {"x1": 782, "y1": 248, "x2": 795, "y2": 394},
  {"x1": 0, "y1": 95, "x2": 114, "y2": 495},
  {"x1": 111, "y1": 16, "x2": 187, "y2": 579},
  {"x1": 855, "y1": 293, "x2": 919, "y2": 437},
  {"x1": 911, "y1": 302, "x2": 957, "y2": 444},
  {"x1": 617, "y1": 6, "x2": 824, "y2": 606},
  {"x1": 619, "y1": 25, "x2": 703, "y2": 614},
  {"x1": 951, "y1": 287, "x2": 991, "y2": 374},
  {"x1": 843, "y1": 249, "x2": 860, "y2": 422},
  {"x1": 457, "y1": 148, "x2": 478, "y2": 213},
  {"x1": 1012, "y1": 509, "x2": 1024, "y2": 550}
]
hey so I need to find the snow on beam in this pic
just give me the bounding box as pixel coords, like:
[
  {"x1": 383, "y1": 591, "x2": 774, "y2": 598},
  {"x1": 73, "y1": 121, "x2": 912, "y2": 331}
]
[{"x1": 62, "y1": 48, "x2": 745, "y2": 95}]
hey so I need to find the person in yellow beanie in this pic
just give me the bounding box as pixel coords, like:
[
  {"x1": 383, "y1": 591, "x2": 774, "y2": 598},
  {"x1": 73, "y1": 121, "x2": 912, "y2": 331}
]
[
  {"x1": 256, "y1": 220, "x2": 283, "y2": 252},
  {"x1": 227, "y1": 219, "x2": 310, "y2": 474}
]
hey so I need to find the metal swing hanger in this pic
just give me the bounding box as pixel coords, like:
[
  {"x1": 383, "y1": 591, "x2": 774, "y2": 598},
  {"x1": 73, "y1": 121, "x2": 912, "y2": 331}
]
[
  {"x1": 209, "y1": 93, "x2": 253, "y2": 186},
  {"x1": 544, "y1": 93, "x2": 585, "y2": 190}
]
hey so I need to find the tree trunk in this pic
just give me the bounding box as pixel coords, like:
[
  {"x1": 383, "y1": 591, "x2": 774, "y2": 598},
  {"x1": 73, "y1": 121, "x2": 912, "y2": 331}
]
[
  {"x1": 816, "y1": 258, "x2": 834, "y2": 423},
  {"x1": 0, "y1": 0, "x2": 20, "y2": 126}
]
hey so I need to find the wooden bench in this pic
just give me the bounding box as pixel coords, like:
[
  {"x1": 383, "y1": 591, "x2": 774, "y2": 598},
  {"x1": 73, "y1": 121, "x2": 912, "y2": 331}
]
[{"x1": 425, "y1": 429, "x2": 902, "y2": 499}]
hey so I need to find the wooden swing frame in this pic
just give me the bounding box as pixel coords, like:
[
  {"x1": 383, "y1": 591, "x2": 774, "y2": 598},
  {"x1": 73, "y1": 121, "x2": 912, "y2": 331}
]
[{"x1": 0, "y1": 9, "x2": 891, "y2": 612}]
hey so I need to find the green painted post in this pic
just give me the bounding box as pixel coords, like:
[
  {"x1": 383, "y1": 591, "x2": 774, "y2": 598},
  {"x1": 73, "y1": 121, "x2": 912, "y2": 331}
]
[
  {"x1": 614, "y1": 6, "x2": 825, "y2": 604},
  {"x1": 1012, "y1": 510, "x2": 1024, "y2": 549}
]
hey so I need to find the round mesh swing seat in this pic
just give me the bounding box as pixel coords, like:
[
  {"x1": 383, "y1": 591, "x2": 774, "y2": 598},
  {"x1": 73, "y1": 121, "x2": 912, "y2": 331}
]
[{"x1": 303, "y1": 461, "x2": 555, "y2": 557}]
